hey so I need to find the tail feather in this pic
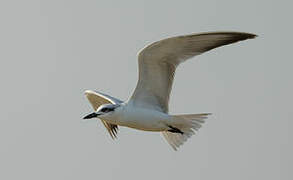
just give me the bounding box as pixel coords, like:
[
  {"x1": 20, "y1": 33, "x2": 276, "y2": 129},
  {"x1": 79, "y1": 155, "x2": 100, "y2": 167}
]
[{"x1": 162, "y1": 113, "x2": 210, "y2": 150}]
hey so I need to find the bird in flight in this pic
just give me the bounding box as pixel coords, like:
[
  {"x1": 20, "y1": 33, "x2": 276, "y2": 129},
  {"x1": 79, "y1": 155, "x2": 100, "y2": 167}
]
[{"x1": 83, "y1": 31, "x2": 256, "y2": 150}]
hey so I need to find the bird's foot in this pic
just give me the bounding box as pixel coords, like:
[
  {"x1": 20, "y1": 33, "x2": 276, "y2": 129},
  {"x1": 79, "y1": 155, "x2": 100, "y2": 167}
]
[{"x1": 167, "y1": 125, "x2": 184, "y2": 134}]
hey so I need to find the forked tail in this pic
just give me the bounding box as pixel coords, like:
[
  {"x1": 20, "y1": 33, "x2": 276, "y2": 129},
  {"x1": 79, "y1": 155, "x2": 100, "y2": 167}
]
[{"x1": 162, "y1": 113, "x2": 211, "y2": 150}]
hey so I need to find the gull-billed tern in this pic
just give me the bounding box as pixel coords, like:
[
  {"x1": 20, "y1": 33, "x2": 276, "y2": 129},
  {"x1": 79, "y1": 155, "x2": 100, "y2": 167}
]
[{"x1": 83, "y1": 31, "x2": 256, "y2": 150}]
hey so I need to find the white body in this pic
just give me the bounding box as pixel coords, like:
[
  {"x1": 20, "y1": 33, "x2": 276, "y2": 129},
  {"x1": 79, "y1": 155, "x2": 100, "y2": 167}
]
[{"x1": 100, "y1": 103, "x2": 171, "y2": 131}]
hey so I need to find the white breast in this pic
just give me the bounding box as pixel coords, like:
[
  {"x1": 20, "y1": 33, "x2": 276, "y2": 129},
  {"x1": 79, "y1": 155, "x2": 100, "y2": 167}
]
[{"x1": 114, "y1": 104, "x2": 170, "y2": 131}]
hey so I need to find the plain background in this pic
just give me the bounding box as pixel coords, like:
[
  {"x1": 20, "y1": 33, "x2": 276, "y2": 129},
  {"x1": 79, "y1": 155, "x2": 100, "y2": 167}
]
[{"x1": 0, "y1": 0, "x2": 292, "y2": 179}]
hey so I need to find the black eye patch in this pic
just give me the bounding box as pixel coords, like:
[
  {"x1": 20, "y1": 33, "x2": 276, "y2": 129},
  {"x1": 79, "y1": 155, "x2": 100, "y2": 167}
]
[{"x1": 101, "y1": 107, "x2": 114, "y2": 113}]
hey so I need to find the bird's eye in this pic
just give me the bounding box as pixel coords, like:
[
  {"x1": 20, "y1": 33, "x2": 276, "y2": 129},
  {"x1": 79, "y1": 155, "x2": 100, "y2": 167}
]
[
  {"x1": 101, "y1": 107, "x2": 114, "y2": 113},
  {"x1": 101, "y1": 108, "x2": 108, "y2": 112}
]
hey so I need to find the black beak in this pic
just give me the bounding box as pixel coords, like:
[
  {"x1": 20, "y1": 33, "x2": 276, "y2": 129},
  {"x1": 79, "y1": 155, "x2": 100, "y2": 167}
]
[{"x1": 83, "y1": 112, "x2": 99, "y2": 119}]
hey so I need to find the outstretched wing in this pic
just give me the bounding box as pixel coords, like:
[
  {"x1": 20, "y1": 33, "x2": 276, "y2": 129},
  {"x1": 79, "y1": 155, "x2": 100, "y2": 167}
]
[
  {"x1": 84, "y1": 90, "x2": 123, "y2": 139},
  {"x1": 129, "y1": 32, "x2": 256, "y2": 112}
]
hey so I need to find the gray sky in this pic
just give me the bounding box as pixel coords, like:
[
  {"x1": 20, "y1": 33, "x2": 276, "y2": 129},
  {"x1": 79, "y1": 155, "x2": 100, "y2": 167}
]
[{"x1": 0, "y1": 0, "x2": 292, "y2": 179}]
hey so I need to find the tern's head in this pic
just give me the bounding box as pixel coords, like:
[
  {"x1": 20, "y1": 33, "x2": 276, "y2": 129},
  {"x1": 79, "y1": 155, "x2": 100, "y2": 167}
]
[{"x1": 83, "y1": 104, "x2": 120, "y2": 119}]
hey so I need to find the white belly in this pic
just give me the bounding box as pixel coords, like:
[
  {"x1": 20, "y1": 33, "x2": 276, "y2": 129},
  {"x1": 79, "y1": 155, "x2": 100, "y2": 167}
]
[{"x1": 104, "y1": 106, "x2": 170, "y2": 131}]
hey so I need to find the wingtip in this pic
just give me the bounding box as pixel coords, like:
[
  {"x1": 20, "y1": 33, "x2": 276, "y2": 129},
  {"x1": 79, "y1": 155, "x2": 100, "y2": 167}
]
[
  {"x1": 231, "y1": 32, "x2": 257, "y2": 40},
  {"x1": 246, "y1": 32, "x2": 258, "y2": 39},
  {"x1": 227, "y1": 32, "x2": 257, "y2": 44}
]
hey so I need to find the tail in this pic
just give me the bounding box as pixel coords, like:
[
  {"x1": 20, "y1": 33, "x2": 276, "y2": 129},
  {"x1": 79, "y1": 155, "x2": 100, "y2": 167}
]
[{"x1": 162, "y1": 113, "x2": 211, "y2": 150}]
